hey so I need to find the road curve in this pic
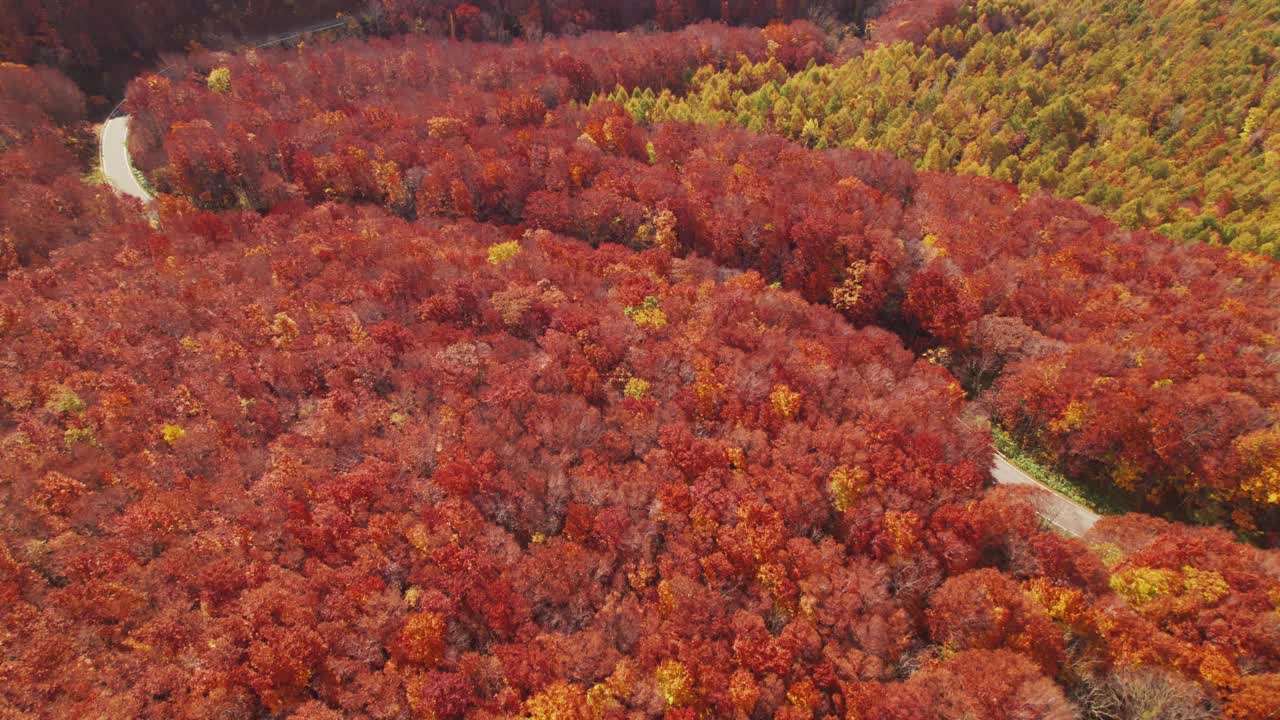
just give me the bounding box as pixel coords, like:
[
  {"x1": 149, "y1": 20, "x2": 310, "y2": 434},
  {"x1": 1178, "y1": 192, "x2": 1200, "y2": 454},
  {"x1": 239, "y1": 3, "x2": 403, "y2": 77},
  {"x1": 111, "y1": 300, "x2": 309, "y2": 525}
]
[
  {"x1": 991, "y1": 453, "x2": 1100, "y2": 537},
  {"x1": 101, "y1": 115, "x2": 154, "y2": 204}
]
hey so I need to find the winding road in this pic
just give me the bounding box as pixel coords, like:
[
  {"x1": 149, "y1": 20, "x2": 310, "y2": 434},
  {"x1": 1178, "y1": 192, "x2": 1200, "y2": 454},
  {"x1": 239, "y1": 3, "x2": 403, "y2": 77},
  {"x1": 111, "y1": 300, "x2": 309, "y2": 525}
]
[
  {"x1": 991, "y1": 453, "x2": 1100, "y2": 536},
  {"x1": 101, "y1": 115, "x2": 153, "y2": 205},
  {"x1": 95, "y1": 35, "x2": 1102, "y2": 540}
]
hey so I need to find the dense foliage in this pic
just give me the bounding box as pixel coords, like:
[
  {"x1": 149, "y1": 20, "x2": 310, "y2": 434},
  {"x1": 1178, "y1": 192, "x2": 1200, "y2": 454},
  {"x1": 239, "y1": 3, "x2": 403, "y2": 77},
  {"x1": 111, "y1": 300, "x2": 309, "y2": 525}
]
[
  {"x1": 124, "y1": 22, "x2": 829, "y2": 210},
  {"x1": 126, "y1": 29, "x2": 1280, "y2": 532},
  {"x1": 5, "y1": 5, "x2": 1280, "y2": 719},
  {"x1": 623, "y1": 0, "x2": 1280, "y2": 256},
  {"x1": 362, "y1": 0, "x2": 867, "y2": 39},
  {"x1": 4, "y1": 189, "x2": 1279, "y2": 720},
  {"x1": 0, "y1": 0, "x2": 880, "y2": 100},
  {"x1": 0, "y1": 62, "x2": 131, "y2": 271},
  {"x1": 0, "y1": 0, "x2": 361, "y2": 98},
  {"x1": 360, "y1": 0, "x2": 972, "y2": 48}
]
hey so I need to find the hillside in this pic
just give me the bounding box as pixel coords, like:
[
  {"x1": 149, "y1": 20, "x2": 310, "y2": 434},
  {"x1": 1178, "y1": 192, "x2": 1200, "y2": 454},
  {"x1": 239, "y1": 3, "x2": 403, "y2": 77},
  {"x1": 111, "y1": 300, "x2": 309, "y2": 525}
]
[
  {"x1": 621, "y1": 0, "x2": 1280, "y2": 255},
  {"x1": 124, "y1": 28, "x2": 1280, "y2": 533},
  {"x1": 2, "y1": 5, "x2": 1280, "y2": 720}
]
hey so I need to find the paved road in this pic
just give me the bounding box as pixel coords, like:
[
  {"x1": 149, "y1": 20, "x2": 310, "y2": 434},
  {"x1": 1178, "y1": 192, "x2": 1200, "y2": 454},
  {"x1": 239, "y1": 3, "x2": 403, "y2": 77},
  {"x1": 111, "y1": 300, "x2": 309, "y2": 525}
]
[
  {"x1": 101, "y1": 115, "x2": 154, "y2": 204},
  {"x1": 991, "y1": 453, "x2": 1100, "y2": 536}
]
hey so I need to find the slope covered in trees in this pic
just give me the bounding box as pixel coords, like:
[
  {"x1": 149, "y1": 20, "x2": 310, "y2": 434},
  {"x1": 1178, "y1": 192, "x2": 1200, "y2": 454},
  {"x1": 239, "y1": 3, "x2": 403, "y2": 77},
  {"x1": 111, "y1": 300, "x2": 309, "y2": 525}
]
[
  {"x1": 0, "y1": 0, "x2": 888, "y2": 101},
  {"x1": 0, "y1": 62, "x2": 132, "y2": 272},
  {"x1": 124, "y1": 22, "x2": 829, "y2": 210},
  {"x1": 622, "y1": 0, "x2": 1280, "y2": 256},
  {"x1": 126, "y1": 28, "x2": 1280, "y2": 533},
  {"x1": 4, "y1": 184, "x2": 1279, "y2": 720},
  {"x1": 4, "y1": 7, "x2": 1280, "y2": 720},
  {"x1": 362, "y1": 0, "x2": 865, "y2": 38},
  {"x1": 0, "y1": 0, "x2": 362, "y2": 99}
]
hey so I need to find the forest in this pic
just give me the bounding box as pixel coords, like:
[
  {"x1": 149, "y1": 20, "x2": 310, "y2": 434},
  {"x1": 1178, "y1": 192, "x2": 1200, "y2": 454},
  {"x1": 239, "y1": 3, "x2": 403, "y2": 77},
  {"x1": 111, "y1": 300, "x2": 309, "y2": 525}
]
[
  {"x1": 623, "y1": 0, "x2": 1280, "y2": 255},
  {"x1": 2, "y1": 1, "x2": 1280, "y2": 719},
  {"x1": 0, "y1": 0, "x2": 882, "y2": 100},
  {"x1": 123, "y1": 24, "x2": 1280, "y2": 533}
]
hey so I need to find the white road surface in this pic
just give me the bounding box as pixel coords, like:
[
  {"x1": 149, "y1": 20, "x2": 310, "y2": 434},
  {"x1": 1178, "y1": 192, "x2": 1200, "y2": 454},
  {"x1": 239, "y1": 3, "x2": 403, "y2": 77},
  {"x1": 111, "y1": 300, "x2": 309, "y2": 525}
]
[
  {"x1": 100, "y1": 115, "x2": 154, "y2": 204},
  {"x1": 991, "y1": 453, "x2": 1100, "y2": 536}
]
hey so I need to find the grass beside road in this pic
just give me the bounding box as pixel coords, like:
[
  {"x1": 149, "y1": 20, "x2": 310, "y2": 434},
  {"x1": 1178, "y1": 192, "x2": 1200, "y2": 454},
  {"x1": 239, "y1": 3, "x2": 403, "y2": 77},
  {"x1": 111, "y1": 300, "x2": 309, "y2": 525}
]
[
  {"x1": 991, "y1": 426, "x2": 1130, "y2": 516},
  {"x1": 85, "y1": 124, "x2": 107, "y2": 186},
  {"x1": 83, "y1": 161, "x2": 107, "y2": 186},
  {"x1": 131, "y1": 164, "x2": 157, "y2": 197}
]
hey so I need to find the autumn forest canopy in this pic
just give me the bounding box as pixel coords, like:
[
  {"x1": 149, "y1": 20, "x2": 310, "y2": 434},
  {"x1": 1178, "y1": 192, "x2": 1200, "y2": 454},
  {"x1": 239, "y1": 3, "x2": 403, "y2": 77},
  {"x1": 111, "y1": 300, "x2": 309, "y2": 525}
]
[{"x1": 3, "y1": 1, "x2": 1280, "y2": 719}]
